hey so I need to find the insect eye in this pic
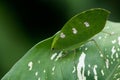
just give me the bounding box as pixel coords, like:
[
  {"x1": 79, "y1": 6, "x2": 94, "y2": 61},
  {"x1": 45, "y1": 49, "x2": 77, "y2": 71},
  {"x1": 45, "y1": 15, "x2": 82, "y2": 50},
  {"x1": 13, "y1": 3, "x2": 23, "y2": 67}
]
[{"x1": 51, "y1": 48, "x2": 55, "y2": 51}]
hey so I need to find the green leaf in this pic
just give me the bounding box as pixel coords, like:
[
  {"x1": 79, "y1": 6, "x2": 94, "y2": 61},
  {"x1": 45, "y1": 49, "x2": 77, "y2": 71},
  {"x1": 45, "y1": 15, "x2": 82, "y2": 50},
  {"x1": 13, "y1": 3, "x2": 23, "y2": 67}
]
[
  {"x1": 2, "y1": 21, "x2": 120, "y2": 80},
  {"x1": 2, "y1": 8, "x2": 120, "y2": 80},
  {"x1": 51, "y1": 8, "x2": 110, "y2": 51}
]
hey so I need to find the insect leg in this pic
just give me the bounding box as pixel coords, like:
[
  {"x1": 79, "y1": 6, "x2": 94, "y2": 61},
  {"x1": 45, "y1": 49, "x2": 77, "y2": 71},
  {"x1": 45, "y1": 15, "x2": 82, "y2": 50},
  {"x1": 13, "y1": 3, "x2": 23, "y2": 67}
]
[
  {"x1": 90, "y1": 39, "x2": 103, "y2": 53},
  {"x1": 101, "y1": 31, "x2": 112, "y2": 36},
  {"x1": 90, "y1": 39, "x2": 107, "y2": 60}
]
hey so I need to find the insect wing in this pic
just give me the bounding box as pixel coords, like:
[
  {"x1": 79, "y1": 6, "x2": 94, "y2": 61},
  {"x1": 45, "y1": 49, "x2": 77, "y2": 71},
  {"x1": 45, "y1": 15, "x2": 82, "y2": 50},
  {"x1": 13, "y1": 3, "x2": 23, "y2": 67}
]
[{"x1": 51, "y1": 8, "x2": 110, "y2": 51}]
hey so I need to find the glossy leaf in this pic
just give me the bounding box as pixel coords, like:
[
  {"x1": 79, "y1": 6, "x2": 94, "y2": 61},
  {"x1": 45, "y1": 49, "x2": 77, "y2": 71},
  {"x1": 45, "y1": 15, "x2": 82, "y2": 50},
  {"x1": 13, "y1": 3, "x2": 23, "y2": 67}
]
[
  {"x1": 51, "y1": 8, "x2": 110, "y2": 51},
  {"x1": 2, "y1": 21, "x2": 120, "y2": 80}
]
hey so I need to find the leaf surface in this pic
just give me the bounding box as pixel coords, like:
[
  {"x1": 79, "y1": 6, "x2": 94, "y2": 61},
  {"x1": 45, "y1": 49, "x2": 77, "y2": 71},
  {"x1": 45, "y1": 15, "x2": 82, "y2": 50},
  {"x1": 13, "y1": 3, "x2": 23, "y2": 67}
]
[{"x1": 2, "y1": 21, "x2": 120, "y2": 80}]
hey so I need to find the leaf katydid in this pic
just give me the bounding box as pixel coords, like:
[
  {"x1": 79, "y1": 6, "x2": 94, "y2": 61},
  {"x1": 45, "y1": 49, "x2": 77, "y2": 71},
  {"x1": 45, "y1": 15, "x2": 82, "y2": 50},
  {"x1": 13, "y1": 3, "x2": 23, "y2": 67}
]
[{"x1": 51, "y1": 8, "x2": 110, "y2": 52}]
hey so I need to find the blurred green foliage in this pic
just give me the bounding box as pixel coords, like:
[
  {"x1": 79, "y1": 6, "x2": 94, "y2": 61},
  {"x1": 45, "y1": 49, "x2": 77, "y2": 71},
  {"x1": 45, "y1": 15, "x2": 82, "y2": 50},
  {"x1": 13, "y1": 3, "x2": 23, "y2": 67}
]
[
  {"x1": 0, "y1": 2, "x2": 32, "y2": 78},
  {"x1": 0, "y1": 0, "x2": 120, "y2": 79}
]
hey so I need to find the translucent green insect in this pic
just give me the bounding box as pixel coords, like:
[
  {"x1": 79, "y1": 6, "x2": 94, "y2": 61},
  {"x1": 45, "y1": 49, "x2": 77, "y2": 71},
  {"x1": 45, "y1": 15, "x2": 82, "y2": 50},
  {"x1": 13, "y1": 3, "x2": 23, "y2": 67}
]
[{"x1": 51, "y1": 8, "x2": 110, "y2": 52}]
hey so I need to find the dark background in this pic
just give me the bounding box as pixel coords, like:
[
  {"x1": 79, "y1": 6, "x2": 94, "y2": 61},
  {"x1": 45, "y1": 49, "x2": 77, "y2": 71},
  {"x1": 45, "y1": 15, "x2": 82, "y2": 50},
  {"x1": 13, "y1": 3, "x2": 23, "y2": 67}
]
[{"x1": 0, "y1": 0, "x2": 120, "y2": 79}]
